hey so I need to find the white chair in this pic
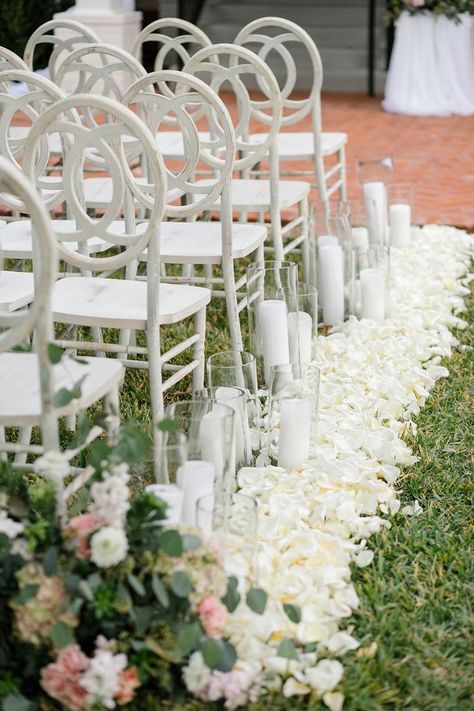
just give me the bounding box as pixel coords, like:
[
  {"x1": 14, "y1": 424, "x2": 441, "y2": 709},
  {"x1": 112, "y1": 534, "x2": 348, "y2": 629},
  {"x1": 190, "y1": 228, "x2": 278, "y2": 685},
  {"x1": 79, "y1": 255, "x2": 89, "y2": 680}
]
[
  {"x1": 22, "y1": 94, "x2": 211, "y2": 475},
  {"x1": 131, "y1": 18, "x2": 213, "y2": 161},
  {"x1": 123, "y1": 70, "x2": 267, "y2": 352},
  {"x1": 234, "y1": 17, "x2": 348, "y2": 220},
  {"x1": 23, "y1": 18, "x2": 101, "y2": 84},
  {"x1": 0, "y1": 69, "x2": 109, "y2": 261},
  {"x1": 0, "y1": 156, "x2": 123, "y2": 467},
  {"x1": 184, "y1": 43, "x2": 311, "y2": 276},
  {"x1": 0, "y1": 47, "x2": 29, "y2": 71}
]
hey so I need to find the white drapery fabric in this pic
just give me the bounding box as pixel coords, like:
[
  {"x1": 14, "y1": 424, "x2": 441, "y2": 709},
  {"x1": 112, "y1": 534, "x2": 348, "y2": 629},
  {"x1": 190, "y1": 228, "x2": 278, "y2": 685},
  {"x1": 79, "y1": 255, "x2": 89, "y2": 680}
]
[{"x1": 383, "y1": 12, "x2": 474, "y2": 116}]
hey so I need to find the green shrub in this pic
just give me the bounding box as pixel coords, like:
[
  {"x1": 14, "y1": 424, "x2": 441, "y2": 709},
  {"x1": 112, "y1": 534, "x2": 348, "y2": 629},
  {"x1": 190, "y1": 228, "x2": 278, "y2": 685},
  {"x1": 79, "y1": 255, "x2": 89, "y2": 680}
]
[{"x1": 0, "y1": 0, "x2": 74, "y2": 69}]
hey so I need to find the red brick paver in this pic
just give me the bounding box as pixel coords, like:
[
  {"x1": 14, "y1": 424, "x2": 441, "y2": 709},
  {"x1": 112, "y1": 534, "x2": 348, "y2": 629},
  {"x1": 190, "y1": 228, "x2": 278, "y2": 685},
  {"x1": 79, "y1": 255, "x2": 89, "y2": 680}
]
[{"x1": 320, "y1": 93, "x2": 474, "y2": 229}]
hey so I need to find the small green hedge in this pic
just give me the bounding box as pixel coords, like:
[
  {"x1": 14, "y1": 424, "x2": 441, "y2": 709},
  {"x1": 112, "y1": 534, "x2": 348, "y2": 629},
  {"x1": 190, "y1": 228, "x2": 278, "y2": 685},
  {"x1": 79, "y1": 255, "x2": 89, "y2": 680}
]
[{"x1": 0, "y1": 0, "x2": 74, "y2": 69}]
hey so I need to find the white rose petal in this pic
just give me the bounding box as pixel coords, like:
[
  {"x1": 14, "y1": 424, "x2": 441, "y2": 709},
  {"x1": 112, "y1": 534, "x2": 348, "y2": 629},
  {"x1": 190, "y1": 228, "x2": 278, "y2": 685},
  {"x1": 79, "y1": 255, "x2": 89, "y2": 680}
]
[{"x1": 323, "y1": 691, "x2": 345, "y2": 711}]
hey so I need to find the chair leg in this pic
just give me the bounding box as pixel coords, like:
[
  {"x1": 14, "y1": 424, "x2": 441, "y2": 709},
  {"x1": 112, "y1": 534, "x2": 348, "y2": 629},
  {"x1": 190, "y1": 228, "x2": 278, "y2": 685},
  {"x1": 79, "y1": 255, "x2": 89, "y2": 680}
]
[
  {"x1": 223, "y1": 260, "x2": 243, "y2": 353},
  {"x1": 193, "y1": 306, "x2": 207, "y2": 391},
  {"x1": 104, "y1": 384, "x2": 120, "y2": 446},
  {"x1": 0, "y1": 427, "x2": 7, "y2": 461},
  {"x1": 315, "y1": 154, "x2": 330, "y2": 227},
  {"x1": 14, "y1": 426, "x2": 33, "y2": 465},
  {"x1": 299, "y1": 197, "x2": 311, "y2": 285},
  {"x1": 339, "y1": 146, "x2": 347, "y2": 201}
]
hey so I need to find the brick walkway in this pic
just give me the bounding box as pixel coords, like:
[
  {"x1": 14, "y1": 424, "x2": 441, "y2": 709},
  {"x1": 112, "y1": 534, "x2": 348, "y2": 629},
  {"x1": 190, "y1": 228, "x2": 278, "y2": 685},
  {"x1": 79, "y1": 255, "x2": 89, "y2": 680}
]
[{"x1": 320, "y1": 93, "x2": 474, "y2": 229}]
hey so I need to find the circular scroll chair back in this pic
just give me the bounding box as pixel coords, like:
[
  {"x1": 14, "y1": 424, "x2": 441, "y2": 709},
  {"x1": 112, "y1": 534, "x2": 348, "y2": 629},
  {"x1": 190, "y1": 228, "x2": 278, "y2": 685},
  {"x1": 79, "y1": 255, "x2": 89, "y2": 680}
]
[
  {"x1": 132, "y1": 17, "x2": 212, "y2": 77},
  {"x1": 23, "y1": 19, "x2": 101, "y2": 85},
  {"x1": 122, "y1": 70, "x2": 235, "y2": 221},
  {"x1": 0, "y1": 156, "x2": 58, "y2": 450},
  {"x1": 54, "y1": 43, "x2": 147, "y2": 102},
  {"x1": 183, "y1": 43, "x2": 282, "y2": 177},
  {"x1": 0, "y1": 70, "x2": 65, "y2": 182},
  {"x1": 234, "y1": 16, "x2": 348, "y2": 214},
  {"x1": 22, "y1": 94, "x2": 167, "y2": 275},
  {"x1": 0, "y1": 47, "x2": 29, "y2": 71}
]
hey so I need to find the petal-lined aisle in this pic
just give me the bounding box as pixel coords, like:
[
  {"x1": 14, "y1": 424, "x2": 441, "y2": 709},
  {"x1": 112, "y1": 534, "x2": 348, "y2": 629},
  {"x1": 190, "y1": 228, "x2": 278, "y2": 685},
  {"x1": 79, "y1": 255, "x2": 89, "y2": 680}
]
[{"x1": 185, "y1": 226, "x2": 473, "y2": 709}]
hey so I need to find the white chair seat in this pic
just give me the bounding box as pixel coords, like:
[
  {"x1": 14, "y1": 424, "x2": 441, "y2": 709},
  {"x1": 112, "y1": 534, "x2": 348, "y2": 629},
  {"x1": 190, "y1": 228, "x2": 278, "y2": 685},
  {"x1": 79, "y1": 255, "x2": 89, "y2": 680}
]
[
  {"x1": 248, "y1": 131, "x2": 348, "y2": 159},
  {"x1": 155, "y1": 131, "x2": 211, "y2": 159},
  {"x1": 0, "y1": 219, "x2": 113, "y2": 258},
  {"x1": 0, "y1": 352, "x2": 123, "y2": 426},
  {"x1": 196, "y1": 178, "x2": 311, "y2": 211},
  {"x1": 7, "y1": 126, "x2": 63, "y2": 154},
  {"x1": 52, "y1": 276, "x2": 211, "y2": 328},
  {"x1": 0, "y1": 271, "x2": 35, "y2": 312},
  {"x1": 141, "y1": 220, "x2": 267, "y2": 265}
]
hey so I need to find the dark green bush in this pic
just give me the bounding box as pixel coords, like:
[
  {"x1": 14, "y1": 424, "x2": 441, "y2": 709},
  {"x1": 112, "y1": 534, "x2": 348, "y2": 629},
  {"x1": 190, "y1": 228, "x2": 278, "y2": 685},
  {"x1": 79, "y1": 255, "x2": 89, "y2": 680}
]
[{"x1": 0, "y1": 0, "x2": 74, "y2": 69}]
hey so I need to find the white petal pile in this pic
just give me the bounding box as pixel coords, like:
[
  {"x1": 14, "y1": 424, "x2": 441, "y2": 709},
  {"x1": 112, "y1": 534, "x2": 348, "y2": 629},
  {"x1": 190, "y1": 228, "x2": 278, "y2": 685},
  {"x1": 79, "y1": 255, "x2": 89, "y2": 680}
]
[{"x1": 223, "y1": 226, "x2": 473, "y2": 706}]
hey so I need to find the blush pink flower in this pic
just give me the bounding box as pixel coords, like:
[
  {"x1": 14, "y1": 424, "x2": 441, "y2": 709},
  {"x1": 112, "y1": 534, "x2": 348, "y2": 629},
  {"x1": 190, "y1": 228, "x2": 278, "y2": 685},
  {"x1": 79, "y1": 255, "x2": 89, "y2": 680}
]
[
  {"x1": 196, "y1": 594, "x2": 227, "y2": 638},
  {"x1": 65, "y1": 514, "x2": 103, "y2": 560},
  {"x1": 41, "y1": 644, "x2": 90, "y2": 711},
  {"x1": 116, "y1": 667, "x2": 141, "y2": 705}
]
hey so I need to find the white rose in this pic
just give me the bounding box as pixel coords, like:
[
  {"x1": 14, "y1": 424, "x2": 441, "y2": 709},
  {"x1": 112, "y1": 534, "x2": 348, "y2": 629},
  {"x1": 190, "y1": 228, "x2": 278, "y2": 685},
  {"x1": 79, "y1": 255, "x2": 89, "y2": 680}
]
[
  {"x1": 33, "y1": 450, "x2": 70, "y2": 484},
  {"x1": 90, "y1": 527, "x2": 128, "y2": 568},
  {"x1": 183, "y1": 651, "x2": 211, "y2": 693},
  {"x1": 0, "y1": 511, "x2": 24, "y2": 539},
  {"x1": 305, "y1": 659, "x2": 343, "y2": 694},
  {"x1": 282, "y1": 678, "x2": 311, "y2": 697}
]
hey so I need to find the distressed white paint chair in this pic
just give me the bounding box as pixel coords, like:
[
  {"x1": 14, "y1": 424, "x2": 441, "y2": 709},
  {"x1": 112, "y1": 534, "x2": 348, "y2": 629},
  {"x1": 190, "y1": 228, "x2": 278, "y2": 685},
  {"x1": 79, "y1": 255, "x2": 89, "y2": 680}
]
[
  {"x1": 131, "y1": 18, "x2": 214, "y2": 162},
  {"x1": 0, "y1": 69, "x2": 109, "y2": 261},
  {"x1": 183, "y1": 44, "x2": 311, "y2": 276},
  {"x1": 23, "y1": 18, "x2": 101, "y2": 85},
  {"x1": 123, "y1": 70, "x2": 267, "y2": 352},
  {"x1": 0, "y1": 156, "x2": 123, "y2": 466},
  {"x1": 234, "y1": 17, "x2": 348, "y2": 220},
  {"x1": 22, "y1": 94, "x2": 210, "y2": 473}
]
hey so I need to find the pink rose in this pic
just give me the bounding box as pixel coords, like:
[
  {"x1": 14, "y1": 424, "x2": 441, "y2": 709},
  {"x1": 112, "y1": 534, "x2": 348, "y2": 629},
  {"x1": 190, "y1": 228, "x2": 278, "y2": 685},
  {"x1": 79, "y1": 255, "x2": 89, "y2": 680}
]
[
  {"x1": 116, "y1": 667, "x2": 141, "y2": 705},
  {"x1": 41, "y1": 644, "x2": 90, "y2": 711},
  {"x1": 196, "y1": 595, "x2": 228, "y2": 638},
  {"x1": 65, "y1": 514, "x2": 103, "y2": 560}
]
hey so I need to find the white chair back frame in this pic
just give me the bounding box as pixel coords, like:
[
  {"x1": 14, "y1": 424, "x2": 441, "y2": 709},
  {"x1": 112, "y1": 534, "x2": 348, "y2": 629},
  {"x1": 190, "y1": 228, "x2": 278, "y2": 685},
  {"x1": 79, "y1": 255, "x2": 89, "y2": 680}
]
[
  {"x1": 132, "y1": 17, "x2": 212, "y2": 71},
  {"x1": 183, "y1": 43, "x2": 282, "y2": 173},
  {"x1": 54, "y1": 43, "x2": 147, "y2": 101},
  {"x1": 22, "y1": 94, "x2": 167, "y2": 274},
  {"x1": 122, "y1": 70, "x2": 236, "y2": 219},
  {"x1": 0, "y1": 47, "x2": 29, "y2": 71},
  {"x1": 234, "y1": 16, "x2": 323, "y2": 128},
  {"x1": 23, "y1": 19, "x2": 101, "y2": 81}
]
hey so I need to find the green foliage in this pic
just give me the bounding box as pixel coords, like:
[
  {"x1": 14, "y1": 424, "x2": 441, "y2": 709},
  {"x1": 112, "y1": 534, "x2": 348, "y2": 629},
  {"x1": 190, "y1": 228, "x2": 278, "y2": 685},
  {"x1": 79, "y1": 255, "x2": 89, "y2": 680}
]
[
  {"x1": 0, "y1": 0, "x2": 74, "y2": 68},
  {"x1": 246, "y1": 587, "x2": 268, "y2": 615},
  {"x1": 386, "y1": 0, "x2": 474, "y2": 23}
]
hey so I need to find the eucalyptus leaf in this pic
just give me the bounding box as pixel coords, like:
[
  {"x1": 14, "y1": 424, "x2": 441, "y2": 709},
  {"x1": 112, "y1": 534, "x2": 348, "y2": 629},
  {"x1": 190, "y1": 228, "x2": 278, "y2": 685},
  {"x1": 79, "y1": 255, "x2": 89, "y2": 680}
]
[
  {"x1": 178, "y1": 621, "x2": 202, "y2": 655},
  {"x1": 49, "y1": 620, "x2": 74, "y2": 649},
  {"x1": 160, "y1": 529, "x2": 183, "y2": 557},
  {"x1": 181, "y1": 533, "x2": 202, "y2": 551},
  {"x1": 47, "y1": 343, "x2": 64, "y2": 364},
  {"x1": 221, "y1": 576, "x2": 240, "y2": 613},
  {"x1": 170, "y1": 570, "x2": 193, "y2": 598},
  {"x1": 2, "y1": 695, "x2": 32, "y2": 711},
  {"x1": 53, "y1": 388, "x2": 75, "y2": 407},
  {"x1": 16, "y1": 583, "x2": 39, "y2": 604},
  {"x1": 283, "y1": 603, "x2": 302, "y2": 624},
  {"x1": 151, "y1": 574, "x2": 169, "y2": 608},
  {"x1": 246, "y1": 587, "x2": 267, "y2": 615},
  {"x1": 277, "y1": 638, "x2": 298, "y2": 660},
  {"x1": 42, "y1": 546, "x2": 58, "y2": 576},
  {"x1": 201, "y1": 639, "x2": 237, "y2": 672},
  {"x1": 127, "y1": 573, "x2": 146, "y2": 597}
]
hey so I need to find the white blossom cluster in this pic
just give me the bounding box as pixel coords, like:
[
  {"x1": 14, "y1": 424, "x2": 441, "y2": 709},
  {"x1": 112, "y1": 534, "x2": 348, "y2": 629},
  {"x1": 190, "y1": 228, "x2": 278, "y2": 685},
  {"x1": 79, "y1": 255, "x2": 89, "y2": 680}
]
[{"x1": 188, "y1": 226, "x2": 473, "y2": 709}]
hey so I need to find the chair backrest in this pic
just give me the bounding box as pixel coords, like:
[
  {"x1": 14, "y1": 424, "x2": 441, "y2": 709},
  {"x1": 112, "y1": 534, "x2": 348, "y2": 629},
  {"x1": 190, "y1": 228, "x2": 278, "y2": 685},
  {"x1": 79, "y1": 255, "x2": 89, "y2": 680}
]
[
  {"x1": 0, "y1": 156, "x2": 58, "y2": 449},
  {"x1": 122, "y1": 70, "x2": 235, "y2": 220},
  {"x1": 0, "y1": 70, "x2": 66, "y2": 208},
  {"x1": 0, "y1": 47, "x2": 29, "y2": 71},
  {"x1": 22, "y1": 94, "x2": 167, "y2": 275},
  {"x1": 183, "y1": 43, "x2": 282, "y2": 174},
  {"x1": 23, "y1": 19, "x2": 101, "y2": 82},
  {"x1": 54, "y1": 43, "x2": 147, "y2": 100},
  {"x1": 234, "y1": 17, "x2": 323, "y2": 130},
  {"x1": 132, "y1": 17, "x2": 212, "y2": 72}
]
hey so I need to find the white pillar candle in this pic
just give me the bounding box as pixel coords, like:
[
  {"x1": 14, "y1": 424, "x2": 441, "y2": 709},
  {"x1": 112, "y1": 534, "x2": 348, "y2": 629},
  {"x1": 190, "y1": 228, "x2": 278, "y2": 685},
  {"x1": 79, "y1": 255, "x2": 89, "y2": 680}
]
[
  {"x1": 278, "y1": 398, "x2": 312, "y2": 469},
  {"x1": 199, "y1": 404, "x2": 230, "y2": 480},
  {"x1": 318, "y1": 234, "x2": 339, "y2": 247},
  {"x1": 351, "y1": 227, "x2": 369, "y2": 251},
  {"x1": 318, "y1": 244, "x2": 344, "y2": 325},
  {"x1": 145, "y1": 484, "x2": 183, "y2": 525},
  {"x1": 354, "y1": 278, "x2": 362, "y2": 318},
  {"x1": 389, "y1": 203, "x2": 411, "y2": 247},
  {"x1": 288, "y1": 311, "x2": 313, "y2": 367},
  {"x1": 258, "y1": 299, "x2": 290, "y2": 385},
  {"x1": 178, "y1": 460, "x2": 215, "y2": 526},
  {"x1": 196, "y1": 494, "x2": 214, "y2": 537},
  {"x1": 360, "y1": 268, "x2": 385, "y2": 320},
  {"x1": 364, "y1": 182, "x2": 386, "y2": 245},
  {"x1": 215, "y1": 386, "x2": 249, "y2": 465}
]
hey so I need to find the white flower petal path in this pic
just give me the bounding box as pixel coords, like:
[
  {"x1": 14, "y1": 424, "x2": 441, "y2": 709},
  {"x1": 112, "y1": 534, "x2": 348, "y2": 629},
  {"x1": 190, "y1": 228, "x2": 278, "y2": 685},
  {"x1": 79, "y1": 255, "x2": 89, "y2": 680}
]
[{"x1": 225, "y1": 226, "x2": 473, "y2": 706}]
